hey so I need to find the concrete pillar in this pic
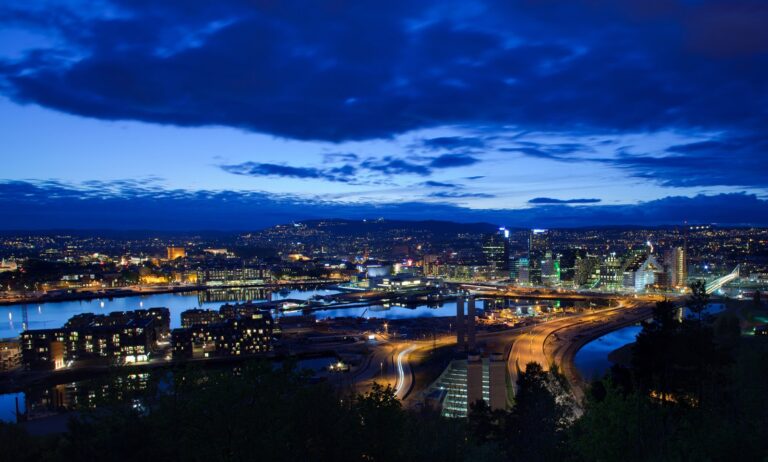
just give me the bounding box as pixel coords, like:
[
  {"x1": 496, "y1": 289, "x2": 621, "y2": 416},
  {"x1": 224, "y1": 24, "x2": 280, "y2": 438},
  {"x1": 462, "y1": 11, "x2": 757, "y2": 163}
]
[
  {"x1": 456, "y1": 296, "x2": 465, "y2": 352},
  {"x1": 467, "y1": 296, "x2": 476, "y2": 351},
  {"x1": 489, "y1": 352, "x2": 507, "y2": 410},
  {"x1": 466, "y1": 353, "x2": 484, "y2": 412}
]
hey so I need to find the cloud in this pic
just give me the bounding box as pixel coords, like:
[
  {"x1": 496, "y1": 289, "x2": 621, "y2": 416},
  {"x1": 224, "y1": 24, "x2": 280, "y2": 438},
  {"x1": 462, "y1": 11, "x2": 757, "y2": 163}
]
[
  {"x1": 2, "y1": 180, "x2": 767, "y2": 229},
  {"x1": 528, "y1": 197, "x2": 602, "y2": 205},
  {"x1": 323, "y1": 152, "x2": 359, "y2": 163},
  {"x1": 360, "y1": 157, "x2": 431, "y2": 176},
  {"x1": 1, "y1": 0, "x2": 766, "y2": 145},
  {"x1": 420, "y1": 181, "x2": 459, "y2": 189},
  {"x1": 602, "y1": 133, "x2": 768, "y2": 188},
  {"x1": 429, "y1": 153, "x2": 481, "y2": 168},
  {"x1": 420, "y1": 136, "x2": 487, "y2": 151},
  {"x1": 428, "y1": 191, "x2": 495, "y2": 199},
  {"x1": 221, "y1": 162, "x2": 357, "y2": 183}
]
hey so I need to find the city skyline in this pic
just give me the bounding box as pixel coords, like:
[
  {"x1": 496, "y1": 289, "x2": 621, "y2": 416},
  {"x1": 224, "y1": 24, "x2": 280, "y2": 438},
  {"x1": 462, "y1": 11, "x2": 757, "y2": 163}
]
[{"x1": 2, "y1": 1, "x2": 768, "y2": 228}]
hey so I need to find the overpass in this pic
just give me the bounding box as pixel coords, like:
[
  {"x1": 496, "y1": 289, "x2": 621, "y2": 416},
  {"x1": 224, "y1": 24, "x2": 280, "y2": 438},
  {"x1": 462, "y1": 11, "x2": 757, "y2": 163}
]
[{"x1": 705, "y1": 265, "x2": 740, "y2": 294}]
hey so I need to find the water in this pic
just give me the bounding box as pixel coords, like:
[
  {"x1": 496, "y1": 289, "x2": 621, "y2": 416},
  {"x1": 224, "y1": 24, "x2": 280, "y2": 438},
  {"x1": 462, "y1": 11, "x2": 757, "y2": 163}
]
[
  {"x1": 0, "y1": 287, "x2": 340, "y2": 339},
  {"x1": 574, "y1": 325, "x2": 642, "y2": 381},
  {"x1": 0, "y1": 287, "x2": 595, "y2": 339},
  {"x1": 0, "y1": 392, "x2": 24, "y2": 422}
]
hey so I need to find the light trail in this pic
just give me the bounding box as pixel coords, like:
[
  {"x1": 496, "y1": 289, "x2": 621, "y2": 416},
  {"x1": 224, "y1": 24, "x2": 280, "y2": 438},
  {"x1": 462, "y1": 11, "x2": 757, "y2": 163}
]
[{"x1": 394, "y1": 344, "x2": 417, "y2": 398}]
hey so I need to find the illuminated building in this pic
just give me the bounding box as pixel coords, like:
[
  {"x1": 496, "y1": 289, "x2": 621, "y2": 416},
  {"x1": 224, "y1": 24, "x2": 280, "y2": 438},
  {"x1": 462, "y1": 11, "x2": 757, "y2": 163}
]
[
  {"x1": 181, "y1": 308, "x2": 223, "y2": 329},
  {"x1": 456, "y1": 296, "x2": 466, "y2": 352},
  {"x1": 574, "y1": 254, "x2": 600, "y2": 288},
  {"x1": 541, "y1": 251, "x2": 561, "y2": 287},
  {"x1": 196, "y1": 267, "x2": 271, "y2": 286},
  {"x1": 483, "y1": 228, "x2": 510, "y2": 278},
  {"x1": 599, "y1": 253, "x2": 622, "y2": 291},
  {"x1": 529, "y1": 229, "x2": 550, "y2": 285},
  {"x1": 0, "y1": 340, "x2": 21, "y2": 371},
  {"x1": 167, "y1": 247, "x2": 186, "y2": 260},
  {"x1": 623, "y1": 255, "x2": 664, "y2": 292},
  {"x1": 20, "y1": 308, "x2": 170, "y2": 369},
  {"x1": 172, "y1": 311, "x2": 273, "y2": 359},
  {"x1": 428, "y1": 352, "x2": 507, "y2": 418},
  {"x1": 423, "y1": 254, "x2": 440, "y2": 276},
  {"x1": 664, "y1": 246, "x2": 688, "y2": 289}
]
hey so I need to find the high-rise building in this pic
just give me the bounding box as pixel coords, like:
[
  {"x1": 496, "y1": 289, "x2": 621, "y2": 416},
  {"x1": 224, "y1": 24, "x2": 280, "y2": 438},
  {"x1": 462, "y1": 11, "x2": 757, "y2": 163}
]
[
  {"x1": 664, "y1": 246, "x2": 687, "y2": 289},
  {"x1": 488, "y1": 352, "x2": 507, "y2": 410},
  {"x1": 574, "y1": 254, "x2": 600, "y2": 288},
  {"x1": 167, "y1": 247, "x2": 186, "y2": 260},
  {"x1": 456, "y1": 296, "x2": 466, "y2": 352},
  {"x1": 529, "y1": 229, "x2": 549, "y2": 285},
  {"x1": 599, "y1": 253, "x2": 622, "y2": 291},
  {"x1": 467, "y1": 296, "x2": 477, "y2": 351},
  {"x1": 423, "y1": 254, "x2": 440, "y2": 276},
  {"x1": 541, "y1": 251, "x2": 561, "y2": 287},
  {"x1": 483, "y1": 228, "x2": 510, "y2": 277}
]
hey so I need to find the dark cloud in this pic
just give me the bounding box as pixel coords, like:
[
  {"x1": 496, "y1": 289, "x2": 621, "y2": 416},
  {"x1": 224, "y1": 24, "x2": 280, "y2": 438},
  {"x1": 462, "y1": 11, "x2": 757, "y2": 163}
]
[
  {"x1": 528, "y1": 197, "x2": 601, "y2": 205},
  {"x1": 500, "y1": 142, "x2": 593, "y2": 161},
  {"x1": 360, "y1": 157, "x2": 431, "y2": 176},
  {"x1": 1, "y1": 0, "x2": 766, "y2": 144},
  {"x1": 429, "y1": 153, "x2": 481, "y2": 168},
  {"x1": 221, "y1": 162, "x2": 357, "y2": 183},
  {"x1": 421, "y1": 181, "x2": 459, "y2": 189},
  {"x1": 603, "y1": 133, "x2": 768, "y2": 188},
  {"x1": 421, "y1": 136, "x2": 487, "y2": 151},
  {"x1": 323, "y1": 152, "x2": 359, "y2": 163},
  {"x1": 428, "y1": 191, "x2": 495, "y2": 199},
  {"x1": 1, "y1": 180, "x2": 767, "y2": 229}
]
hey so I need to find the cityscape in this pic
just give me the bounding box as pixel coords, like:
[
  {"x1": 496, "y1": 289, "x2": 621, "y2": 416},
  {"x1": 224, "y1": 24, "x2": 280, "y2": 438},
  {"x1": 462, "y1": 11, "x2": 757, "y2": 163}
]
[{"x1": 2, "y1": 1, "x2": 768, "y2": 461}]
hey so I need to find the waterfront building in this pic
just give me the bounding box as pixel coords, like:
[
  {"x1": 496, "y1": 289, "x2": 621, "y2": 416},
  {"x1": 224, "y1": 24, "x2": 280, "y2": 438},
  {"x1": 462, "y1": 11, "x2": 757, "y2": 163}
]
[
  {"x1": 172, "y1": 310, "x2": 274, "y2": 359},
  {"x1": 20, "y1": 308, "x2": 169, "y2": 370},
  {"x1": 181, "y1": 308, "x2": 223, "y2": 329},
  {"x1": 196, "y1": 267, "x2": 271, "y2": 286},
  {"x1": 0, "y1": 339, "x2": 21, "y2": 371}
]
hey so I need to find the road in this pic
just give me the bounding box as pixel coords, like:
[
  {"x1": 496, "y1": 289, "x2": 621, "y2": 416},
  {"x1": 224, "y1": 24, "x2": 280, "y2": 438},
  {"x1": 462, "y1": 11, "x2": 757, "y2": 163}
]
[{"x1": 508, "y1": 301, "x2": 655, "y2": 399}]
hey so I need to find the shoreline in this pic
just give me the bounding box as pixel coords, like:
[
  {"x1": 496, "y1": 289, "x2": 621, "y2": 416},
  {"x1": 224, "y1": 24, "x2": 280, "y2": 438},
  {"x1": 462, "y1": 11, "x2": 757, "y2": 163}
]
[{"x1": 0, "y1": 280, "x2": 344, "y2": 307}]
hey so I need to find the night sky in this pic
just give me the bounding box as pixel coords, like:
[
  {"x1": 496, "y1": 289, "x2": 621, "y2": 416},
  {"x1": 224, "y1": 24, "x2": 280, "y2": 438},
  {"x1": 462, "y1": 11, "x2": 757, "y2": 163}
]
[{"x1": 1, "y1": 0, "x2": 767, "y2": 229}]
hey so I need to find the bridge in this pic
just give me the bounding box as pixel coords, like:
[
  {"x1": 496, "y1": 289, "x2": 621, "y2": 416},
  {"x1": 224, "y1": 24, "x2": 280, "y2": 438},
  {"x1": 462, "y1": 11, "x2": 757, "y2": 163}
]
[{"x1": 705, "y1": 265, "x2": 740, "y2": 294}]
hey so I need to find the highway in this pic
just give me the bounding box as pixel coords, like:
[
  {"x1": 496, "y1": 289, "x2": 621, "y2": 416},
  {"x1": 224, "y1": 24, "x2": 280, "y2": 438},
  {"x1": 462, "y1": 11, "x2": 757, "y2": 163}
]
[{"x1": 507, "y1": 301, "x2": 655, "y2": 400}]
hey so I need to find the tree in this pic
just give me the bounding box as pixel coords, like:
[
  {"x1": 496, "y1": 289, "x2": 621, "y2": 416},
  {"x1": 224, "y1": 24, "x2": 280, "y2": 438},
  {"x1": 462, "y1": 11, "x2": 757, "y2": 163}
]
[{"x1": 687, "y1": 280, "x2": 710, "y2": 322}]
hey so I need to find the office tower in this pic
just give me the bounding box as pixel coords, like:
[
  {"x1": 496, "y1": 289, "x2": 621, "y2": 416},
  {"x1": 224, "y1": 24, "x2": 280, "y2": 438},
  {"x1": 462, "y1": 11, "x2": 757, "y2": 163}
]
[
  {"x1": 466, "y1": 353, "x2": 484, "y2": 408},
  {"x1": 575, "y1": 254, "x2": 600, "y2": 288},
  {"x1": 529, "y1": 229, "x2": 549, "y2": 285},
  {"x1": 489, "y1": 352, "x2": 507, "y2": 410},
  {"x1": 541, "y1": 251, "x2": 561, "y2": 287},
  {"x1": 467, "y1": 296, "x2": 477, "y2": 351},
  {"x1": 516, "y1": 257, "x2": 530, "y2": 285},
  {"x1": 664, "y1": 246, "x2": 687, "y2": 289},
  {"x1": 600, "y1": 252, "x2": 622, "y2": 291},
  {"x1": 456, "y1": 296, "x2": 465, "y2": 352},
  {"x1": 167, "y1": 246, "x2": 186, "y2": 260},
  {"x1": 483, "y1": 228, "x2": 510, "y2": 277}
]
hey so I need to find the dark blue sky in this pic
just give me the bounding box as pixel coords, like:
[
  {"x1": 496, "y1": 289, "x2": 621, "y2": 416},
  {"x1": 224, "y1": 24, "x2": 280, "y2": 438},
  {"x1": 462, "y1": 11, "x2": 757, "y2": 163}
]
[{"x1": 1, "y1": 0, "x2": 767, "y2": 229}]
